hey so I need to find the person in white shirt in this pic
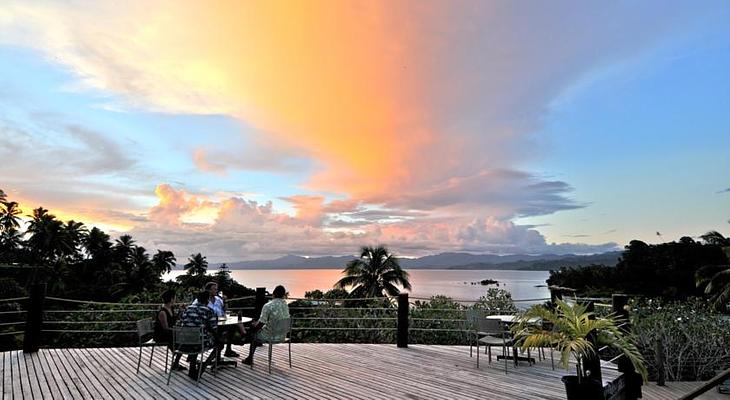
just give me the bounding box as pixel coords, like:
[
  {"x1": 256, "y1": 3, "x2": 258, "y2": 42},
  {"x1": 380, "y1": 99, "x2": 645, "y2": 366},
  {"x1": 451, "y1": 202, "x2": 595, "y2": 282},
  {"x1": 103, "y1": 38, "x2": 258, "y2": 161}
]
[{"x1": 196, "y1": 282, "x2": 246, "y2": 358}]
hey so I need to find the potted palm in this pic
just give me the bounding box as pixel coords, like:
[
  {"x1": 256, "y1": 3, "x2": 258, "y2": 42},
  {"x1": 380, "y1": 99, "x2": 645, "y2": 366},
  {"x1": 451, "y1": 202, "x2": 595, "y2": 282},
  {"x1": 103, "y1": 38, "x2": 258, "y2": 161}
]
[{"x1": 512, "y1": 299, "x2": 647, "y2": 400}]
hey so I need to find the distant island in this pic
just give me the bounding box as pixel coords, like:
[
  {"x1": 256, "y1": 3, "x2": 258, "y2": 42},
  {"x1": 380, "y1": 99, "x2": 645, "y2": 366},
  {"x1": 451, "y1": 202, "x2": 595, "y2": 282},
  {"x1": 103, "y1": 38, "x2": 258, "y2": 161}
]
[{"x1": 182, "y1": 251, "x2": 622, "y2": 271}]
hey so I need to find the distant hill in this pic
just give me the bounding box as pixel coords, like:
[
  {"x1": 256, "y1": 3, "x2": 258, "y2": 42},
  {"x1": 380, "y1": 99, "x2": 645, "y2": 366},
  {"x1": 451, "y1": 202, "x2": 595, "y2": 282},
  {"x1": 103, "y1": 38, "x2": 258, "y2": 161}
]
[{"x1": 206, "y1": 251, "x2": 622, "y2": 271}]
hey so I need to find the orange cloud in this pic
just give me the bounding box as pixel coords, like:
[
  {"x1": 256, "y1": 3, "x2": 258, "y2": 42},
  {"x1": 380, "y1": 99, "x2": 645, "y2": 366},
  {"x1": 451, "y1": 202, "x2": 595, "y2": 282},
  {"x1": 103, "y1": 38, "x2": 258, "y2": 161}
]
[{"x1": 0, "y1": 1, "x2": 439, "y2": 199}]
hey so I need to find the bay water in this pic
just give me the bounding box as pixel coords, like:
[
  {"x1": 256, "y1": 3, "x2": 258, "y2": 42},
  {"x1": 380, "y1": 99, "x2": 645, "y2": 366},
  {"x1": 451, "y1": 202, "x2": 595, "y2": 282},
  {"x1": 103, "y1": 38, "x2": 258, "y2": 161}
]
[{"x1": 166, "y1": 269, "x2": 550, "y2": 307}]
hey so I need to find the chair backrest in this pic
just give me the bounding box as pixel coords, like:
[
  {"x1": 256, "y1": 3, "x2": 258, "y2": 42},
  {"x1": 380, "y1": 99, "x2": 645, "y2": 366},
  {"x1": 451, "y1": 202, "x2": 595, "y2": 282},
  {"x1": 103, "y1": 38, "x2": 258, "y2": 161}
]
[
  {"x1": 173, "y1": 326, "x2": 204, "y2": 347},
  {"x1": 266, "y1": 318, "x2": 291, "y2": 342},
  {"x1": 477, "y1": 318, "x2": 506, "y2": 335},
  {"x1": 465, "y1": 309, "x2": 485, "y2": 328},
  {"x1": 136, "y1": 319, "x2": 154, "y2": 338}
]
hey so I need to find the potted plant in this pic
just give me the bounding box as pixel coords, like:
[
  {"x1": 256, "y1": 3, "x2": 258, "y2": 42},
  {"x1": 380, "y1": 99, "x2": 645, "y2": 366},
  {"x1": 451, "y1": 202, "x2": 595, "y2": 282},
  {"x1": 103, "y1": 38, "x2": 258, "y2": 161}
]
[{"x1": 512, "y1": 299, "x2": 647, "y2": 400}]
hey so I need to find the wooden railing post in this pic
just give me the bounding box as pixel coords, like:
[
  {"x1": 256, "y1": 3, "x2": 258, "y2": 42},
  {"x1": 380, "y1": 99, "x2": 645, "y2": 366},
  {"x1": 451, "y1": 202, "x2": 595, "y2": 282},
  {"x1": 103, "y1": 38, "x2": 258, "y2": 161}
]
[
  {"x1": 612, "y1": 294, "x2": 629, "y2": 328},
  {"x1": 254, "y1": 287, "x2": 266, "y2": 319},
  {"x1": 23, "y1": 283, "x2": 46, "y2": 353},
  {"x1": 612, "y1": 294, "x2": 642, "y2": 399},
  {"x1": 655, "y1": 338, "x2": 666, "y2": 386},
  {"x1": 583, "y1": 300, "x2": 602, "y2": 382},
  {"x1": 397, "y1": 293, "x2": 409, "y2": 348}
]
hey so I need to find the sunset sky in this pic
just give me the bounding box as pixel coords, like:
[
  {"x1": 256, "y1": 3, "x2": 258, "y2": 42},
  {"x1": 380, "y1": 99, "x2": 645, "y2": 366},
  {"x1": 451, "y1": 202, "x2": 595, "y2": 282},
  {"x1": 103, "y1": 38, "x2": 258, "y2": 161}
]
[{"x1": 1, "y1": 1, "x2": 728, "y2": 261}]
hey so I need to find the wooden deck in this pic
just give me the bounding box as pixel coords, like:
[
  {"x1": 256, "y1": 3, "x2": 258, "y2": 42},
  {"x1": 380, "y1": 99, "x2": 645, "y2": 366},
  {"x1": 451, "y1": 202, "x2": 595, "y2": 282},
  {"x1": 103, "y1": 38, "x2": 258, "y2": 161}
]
[{"x1": 0, "y1": 344, "x2": 715, "y2": 399}]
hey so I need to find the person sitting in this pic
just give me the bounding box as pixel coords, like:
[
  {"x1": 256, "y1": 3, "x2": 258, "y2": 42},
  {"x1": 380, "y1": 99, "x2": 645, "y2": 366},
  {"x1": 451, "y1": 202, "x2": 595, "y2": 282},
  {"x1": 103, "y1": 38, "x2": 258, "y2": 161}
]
[
  {"x1": 195, "y1": 281, "x2": 246, "y2": 358},
  {"x1": 178, "y1": 291, "x2": 221, "y2": 379},
  {"x1": 243, "y1": 285, "x2": 290, "y2": 366},
  {"x1": 154, "y1": 289, "x2": 185, "y2": 371}
]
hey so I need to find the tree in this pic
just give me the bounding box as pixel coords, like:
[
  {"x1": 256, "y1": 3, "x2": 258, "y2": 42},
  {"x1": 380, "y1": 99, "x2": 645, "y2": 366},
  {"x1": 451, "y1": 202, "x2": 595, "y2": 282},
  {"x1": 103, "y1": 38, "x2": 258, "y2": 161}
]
[
  {"x1": 83, "y1": 227, "x2": 112, "y2": 260},
  {"x1": 0, "y1": 188, "x2": 6, "y2": 203},
  {"x1": 473, "y1": 288, "x2": 518, "y2": 313},
  {"x1": 696, "y1": 265, "x2": 730, "y2": 311},
  {"x1": 152, "y1": 250, "x2": 176, "y2": 275},
  {"x1": 185, "y1": 253, "x2": 208, "y2": 276},
  {"x1": 113, "y1": 234, "x2": 136, "y2": 264},
  {"x1": 61, "y1": 220, "x2": 87, "y2": 261},
  {"x1": 700, "y1": 231, "x2": 730, "y2": 247},
  {"x1": 26, "y1": 207, "x2": 67, "y2": 264},
  {"x1": 334, "y1": 245, "x2": 411, "y2": 297},
  {"x1": 0, "y1": 201, "x2": 22, "y2": 233}
]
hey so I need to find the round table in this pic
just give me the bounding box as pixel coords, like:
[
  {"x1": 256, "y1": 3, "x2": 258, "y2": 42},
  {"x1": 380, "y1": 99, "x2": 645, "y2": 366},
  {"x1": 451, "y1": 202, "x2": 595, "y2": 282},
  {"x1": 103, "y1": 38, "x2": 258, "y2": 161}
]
[{"x1": 217, "y1": 315, "x2": 253, "y2": 325}]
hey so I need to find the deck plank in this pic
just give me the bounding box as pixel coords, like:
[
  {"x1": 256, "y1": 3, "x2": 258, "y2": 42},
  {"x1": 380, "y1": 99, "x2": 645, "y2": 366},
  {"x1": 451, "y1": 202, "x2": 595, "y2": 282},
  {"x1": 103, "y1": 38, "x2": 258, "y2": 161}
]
[{"x1": 0, "y1": 345, "x2": 707, "y2": 399}]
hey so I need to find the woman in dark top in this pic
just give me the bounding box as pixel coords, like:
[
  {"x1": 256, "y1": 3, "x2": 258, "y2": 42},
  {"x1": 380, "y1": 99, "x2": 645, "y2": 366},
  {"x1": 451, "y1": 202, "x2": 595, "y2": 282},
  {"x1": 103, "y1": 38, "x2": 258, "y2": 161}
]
[
  {"x1": 154, "y1": 289, "x2": 176, "y2": 343},
  {"x1": 154, "y1": 290, "x2": 186, "y2": 371}
]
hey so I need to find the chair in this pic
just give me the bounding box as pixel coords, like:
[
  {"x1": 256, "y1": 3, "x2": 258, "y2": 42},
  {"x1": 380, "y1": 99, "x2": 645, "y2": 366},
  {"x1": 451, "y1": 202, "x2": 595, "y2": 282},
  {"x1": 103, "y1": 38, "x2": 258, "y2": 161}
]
[
  {"x1": 476, "y1": 318, "x2": 513, "y2": 372},
  {"x1": 135, "y1": 319, "x2": 169, "y2": 374},
  {"x1": 252, "y1": 318, "x2": 292, "y2": 374},
  {"x1": 166, "y1": 326, "x2": 218, "y2": 386},
  {"x1": 465, "y1": 309, "x2": 487, "y2": 357},
  {"x1": 540, "y1": 321, "x2": 556, "y2": 370}
]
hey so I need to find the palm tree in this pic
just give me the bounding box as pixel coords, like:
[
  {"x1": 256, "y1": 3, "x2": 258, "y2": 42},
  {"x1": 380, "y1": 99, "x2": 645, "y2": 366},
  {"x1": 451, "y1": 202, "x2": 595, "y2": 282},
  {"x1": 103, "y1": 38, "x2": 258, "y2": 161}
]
[
  {"x1": 83, "y1": 227, "x2": 112, "y2": 260},
  {"x1": 0, "y1": 188, "x2": 6, "y2": 203},
  {"x1": 61, "y1": 220, "x2": 87, "y2": 261},
  {"x1": 184, "y1": 253, "x2": 208, "y2": 276},
  {"x1": 334, "y1": 245, "x2": 411, "y2": 297},
  {"x1": 696, "y1": 230, "x2": 730, "y2": 311},
  {"x1": 113, "y1": 234, "x2": 136, "y2": 264},
  {"x1": 700, "y1": 231, "x2": 730, "y2": 246},
  {"x1": 514, "y1": 299, "x2": 647, "y2": 382},
  {"x1": 0, "y1": 227, "x2": 23, "y2": 256},
  {"x1": 152, "y1": 250, "x2": 176, "y2": 274},
  {"x1": 696, "y1": 265, "x2": 730, "y2": 311},
  {"x1": 0, "y1": 201, "x2": 22, "y2": 233},
  {"x1": 26, "y1": 207, "x2": 67, "y2": 263}
]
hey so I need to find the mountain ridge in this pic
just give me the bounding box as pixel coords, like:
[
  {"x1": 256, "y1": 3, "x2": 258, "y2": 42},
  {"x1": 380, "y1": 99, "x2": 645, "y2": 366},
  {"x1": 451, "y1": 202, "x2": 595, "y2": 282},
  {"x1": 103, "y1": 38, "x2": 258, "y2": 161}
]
[{"x1": 183, "y1": 251, "x2": 622, "y2": 271}]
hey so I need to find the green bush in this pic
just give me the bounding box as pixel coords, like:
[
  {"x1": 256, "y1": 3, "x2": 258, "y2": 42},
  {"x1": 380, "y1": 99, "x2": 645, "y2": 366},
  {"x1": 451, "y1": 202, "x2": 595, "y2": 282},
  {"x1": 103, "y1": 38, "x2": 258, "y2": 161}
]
[{"x1": 632, "y1": 298, "x2": 730, "y2": 381}]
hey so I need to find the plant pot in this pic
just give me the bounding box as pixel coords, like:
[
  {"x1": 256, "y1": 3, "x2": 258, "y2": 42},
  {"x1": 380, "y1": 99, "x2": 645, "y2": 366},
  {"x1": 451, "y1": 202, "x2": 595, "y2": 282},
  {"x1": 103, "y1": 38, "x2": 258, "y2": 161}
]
[{"x1": 562, "y1": 376, "x2": 603, "y2": 400}]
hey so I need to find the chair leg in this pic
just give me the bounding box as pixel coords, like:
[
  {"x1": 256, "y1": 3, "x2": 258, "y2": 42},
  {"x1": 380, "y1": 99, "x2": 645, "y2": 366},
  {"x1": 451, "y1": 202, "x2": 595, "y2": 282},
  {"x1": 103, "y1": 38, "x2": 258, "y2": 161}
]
[
  {"x1": 164, "y1": 348, "x2": 169, "y2": 373},
  {"x1": 488, "y1": 346, "x2": 491, "y2": 364},
  {"x1": 476, "y1": 340, "x2": 480, "y2": 368},
  {"x1": 149, "y1": 346, "x2": 155, "y2": 367},
  {"x1": 288, "y1": 341, "x2": 292, "y2": 368},
  {"x1": 136, "y1": 345, "x2": 143, "y2": 374},
  {"x1": 469, "y1": 332, "x2": 473, "y2": 357},
  {"x1": 268, "y1": 343, "x2": 273, "y2": 374},
  {"x1": 196, "y1": 353, "x2": 203, "y2": 386},
  {"x1": 166, "y1": 352, "x2": 174, "y2": 385},
  {"x1": 550, "y1": 348, "x2": 555, "y2": 370}
]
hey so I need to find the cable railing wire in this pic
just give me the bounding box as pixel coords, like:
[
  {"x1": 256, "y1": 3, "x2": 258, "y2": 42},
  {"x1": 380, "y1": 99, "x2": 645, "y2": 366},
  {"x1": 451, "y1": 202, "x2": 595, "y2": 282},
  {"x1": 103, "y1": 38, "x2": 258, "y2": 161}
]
[{"x1": 0, "y1": 297, "x2": 29, "y2": 302}]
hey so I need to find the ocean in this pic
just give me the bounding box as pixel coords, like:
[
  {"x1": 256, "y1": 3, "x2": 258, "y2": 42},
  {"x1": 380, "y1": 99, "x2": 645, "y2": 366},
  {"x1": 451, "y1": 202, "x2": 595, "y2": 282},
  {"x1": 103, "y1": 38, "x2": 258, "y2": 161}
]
[{"x1": 165, "y1": 269, "x2": 551, "y2": 307}]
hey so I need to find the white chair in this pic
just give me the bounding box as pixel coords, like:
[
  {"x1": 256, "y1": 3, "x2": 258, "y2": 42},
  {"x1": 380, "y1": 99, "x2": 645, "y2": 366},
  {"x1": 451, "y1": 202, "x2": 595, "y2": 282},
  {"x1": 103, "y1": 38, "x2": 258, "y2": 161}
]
[
  {"x1": 135, "y1": 319, "x2": 169, "y2": 374},
  {"x1": 252, "y1": 318, "x2": 292, "y2": 374},
  {"x1": 167, "y1": 326, "x2": 218, "y2": 386}
]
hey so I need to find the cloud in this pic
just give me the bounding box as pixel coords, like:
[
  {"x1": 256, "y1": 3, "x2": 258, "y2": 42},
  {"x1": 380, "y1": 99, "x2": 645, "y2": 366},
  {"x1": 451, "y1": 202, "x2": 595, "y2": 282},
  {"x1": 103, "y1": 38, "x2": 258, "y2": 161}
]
[
  {"x1": 1, "y1": 2, "x2": 709, "y2": 259},
  {"x1": 717, "y1": 188, "x2": 730, "y2": 194},
  {"x1": 128, "y1": 186, "x2": 618, "y2": 261},
  {"x1": 0, "y1": 2, "x2": 708, "y2": 210},
  {"x1": 192, "y1": 140, "x2": 310, "y2": 175}
]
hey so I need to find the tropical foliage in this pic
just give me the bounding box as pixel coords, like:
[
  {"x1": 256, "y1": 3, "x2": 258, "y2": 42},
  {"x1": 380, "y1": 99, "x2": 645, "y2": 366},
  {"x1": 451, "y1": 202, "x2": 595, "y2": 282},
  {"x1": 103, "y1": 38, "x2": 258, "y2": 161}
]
[
  {"x1": 632, "y1": 298, "x2": 730, "y2": 381},
  {"x1": 549, "y1": 234, "x2": 729, "y2": 301},
  {"x1": 473, "y1": 288, "x2": 518, "y2": 313},
  {"x1": 513, "y1": 299, "x2": 648, "y2": 381},
  {"x1": 334, "y1": 246, "x2": 412, "y2": 297}
]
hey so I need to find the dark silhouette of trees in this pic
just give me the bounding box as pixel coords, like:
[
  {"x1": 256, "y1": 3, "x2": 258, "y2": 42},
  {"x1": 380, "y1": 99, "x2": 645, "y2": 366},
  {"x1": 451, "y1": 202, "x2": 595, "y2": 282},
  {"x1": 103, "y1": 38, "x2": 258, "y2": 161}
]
[
  {"x1": 334, "y1": 245, "x2": 412, "y2": 297},
  {"x1": 549, "y1": 234, "x2": 729, "y2": 301},
  {"x1": 152, "y1": 250, "x2": 176, "y2": 274},
  {"x1": 184, "y1": 253, "x2": 208, "y2": 276}
]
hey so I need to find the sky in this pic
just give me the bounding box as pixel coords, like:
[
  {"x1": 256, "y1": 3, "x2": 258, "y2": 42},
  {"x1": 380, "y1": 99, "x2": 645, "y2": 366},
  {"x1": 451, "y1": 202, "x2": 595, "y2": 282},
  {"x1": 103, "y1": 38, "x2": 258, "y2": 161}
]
[{"x1": 0, "y1": 1, "x2": 728, "y2": 262}]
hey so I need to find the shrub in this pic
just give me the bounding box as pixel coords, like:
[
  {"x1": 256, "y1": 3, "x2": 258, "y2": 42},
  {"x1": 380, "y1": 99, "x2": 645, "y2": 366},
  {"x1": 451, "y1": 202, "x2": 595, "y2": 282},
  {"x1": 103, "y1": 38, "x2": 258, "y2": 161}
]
[{"x1": 632, "y1": 298, "x2": 730, "y2": 381}]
